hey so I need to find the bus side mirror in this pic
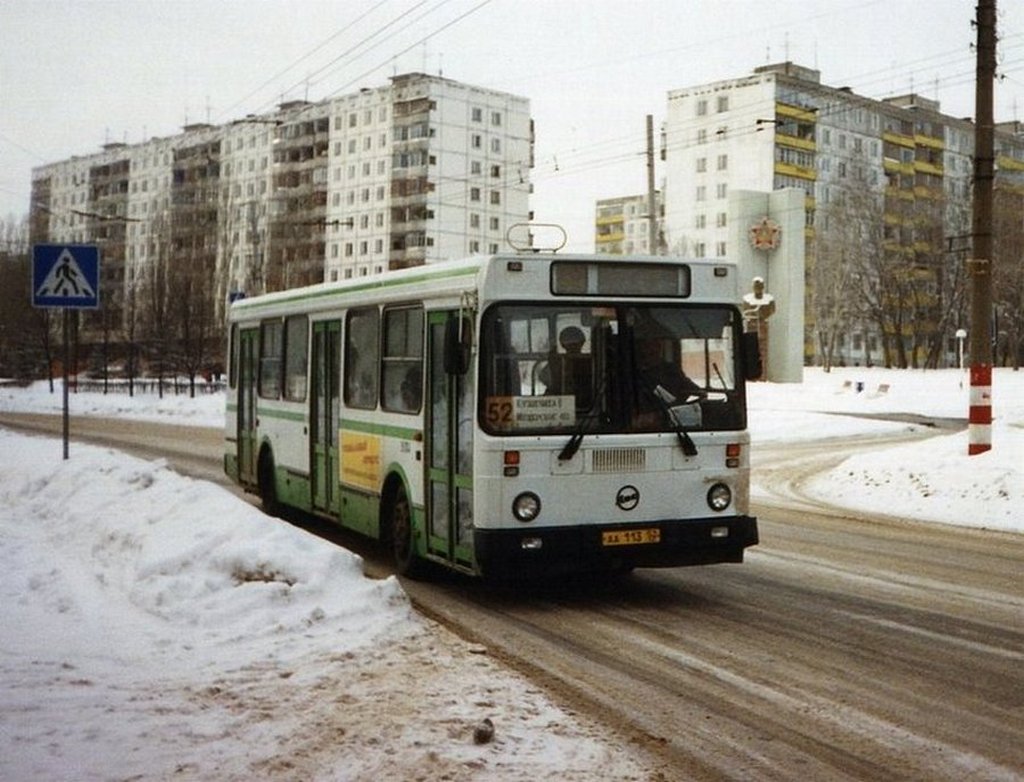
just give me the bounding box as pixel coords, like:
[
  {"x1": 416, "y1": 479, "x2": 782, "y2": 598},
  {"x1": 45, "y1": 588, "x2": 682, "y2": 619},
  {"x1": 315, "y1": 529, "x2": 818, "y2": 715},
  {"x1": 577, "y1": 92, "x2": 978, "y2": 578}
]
[
  {"x1": 444, "y1": 316, "x2": 471, "y2": 375},
  {"x1": 742, "y1": 332, "x2": 762, "y2": 381}
]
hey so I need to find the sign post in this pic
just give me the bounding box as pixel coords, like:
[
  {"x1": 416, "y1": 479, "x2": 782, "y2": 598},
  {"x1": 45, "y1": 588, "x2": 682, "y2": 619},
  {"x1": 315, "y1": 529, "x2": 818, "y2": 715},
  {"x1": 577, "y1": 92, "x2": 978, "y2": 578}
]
[{"x1": 31, "y1": 244, "x2": 101, "y2": 459}]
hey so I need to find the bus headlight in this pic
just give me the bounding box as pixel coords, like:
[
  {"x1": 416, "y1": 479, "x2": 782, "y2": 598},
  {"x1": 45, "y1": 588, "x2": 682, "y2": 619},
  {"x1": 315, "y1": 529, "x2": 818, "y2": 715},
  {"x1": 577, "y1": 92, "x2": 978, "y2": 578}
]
[
  {"x1": 512, "y1": 492, "x2": 541, "y2": 522},
  {"x1": 707, "y1": 483, "x2": 732, "y2": 512}
]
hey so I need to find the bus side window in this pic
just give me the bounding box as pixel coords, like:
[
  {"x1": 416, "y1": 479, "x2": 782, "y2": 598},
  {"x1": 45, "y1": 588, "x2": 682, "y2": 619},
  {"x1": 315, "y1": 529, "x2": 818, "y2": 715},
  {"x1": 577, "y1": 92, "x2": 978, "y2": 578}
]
[
  {"x1": 258, "y1": 320, "x2": 283, "y2": 399},
  {"x1": 283, "y1": 315, "x2": 308, "y2": 402},
  {"x1": 345, "y1": 307, "x2": 379, "y2": 409},
  {"x1": 382, "y1": 306, "x2": 424, "y2": 414}
]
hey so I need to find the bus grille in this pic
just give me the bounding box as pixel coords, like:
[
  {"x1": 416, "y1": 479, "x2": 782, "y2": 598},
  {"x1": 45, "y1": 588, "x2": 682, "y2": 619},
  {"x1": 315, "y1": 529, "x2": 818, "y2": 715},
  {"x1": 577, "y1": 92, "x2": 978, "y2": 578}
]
[{"x1": 592, "y1": 448, "x2": 646, "y2": 473}]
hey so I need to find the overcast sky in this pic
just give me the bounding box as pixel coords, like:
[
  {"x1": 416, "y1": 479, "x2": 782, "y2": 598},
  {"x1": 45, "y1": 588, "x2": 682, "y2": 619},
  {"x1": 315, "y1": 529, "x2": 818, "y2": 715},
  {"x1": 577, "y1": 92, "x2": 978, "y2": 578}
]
[{"x1": 2, "y1": 0, "x2": 1022, "y2": 251}]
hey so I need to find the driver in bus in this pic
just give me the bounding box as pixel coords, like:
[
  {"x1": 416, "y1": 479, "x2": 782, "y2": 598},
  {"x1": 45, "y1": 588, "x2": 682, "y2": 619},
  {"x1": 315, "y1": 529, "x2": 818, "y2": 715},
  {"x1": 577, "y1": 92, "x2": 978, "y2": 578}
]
[{"x1": 633, "y1": 337, "x2": 700, "y2": 427}]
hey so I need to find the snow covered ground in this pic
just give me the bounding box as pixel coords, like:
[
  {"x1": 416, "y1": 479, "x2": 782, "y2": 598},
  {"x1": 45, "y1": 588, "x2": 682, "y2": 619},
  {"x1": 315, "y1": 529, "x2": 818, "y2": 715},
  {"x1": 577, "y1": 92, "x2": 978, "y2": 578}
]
[{"x1": 0, "y1": 367, "x2": 1021, "y2": 780}]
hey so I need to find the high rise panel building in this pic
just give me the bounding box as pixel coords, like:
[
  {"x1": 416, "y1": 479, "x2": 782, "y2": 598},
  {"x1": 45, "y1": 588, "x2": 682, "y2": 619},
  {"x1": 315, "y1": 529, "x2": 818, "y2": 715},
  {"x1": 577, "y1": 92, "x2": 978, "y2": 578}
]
[
  {"x1": 594, "y1": 192, "x2": 664, "y2": 255},
  {"x1": 29, "y1": 73, "x2": 533, "y2": 328},
  {"x1": 662, "y1": 61, "x2": 1024, "y2": 367}
]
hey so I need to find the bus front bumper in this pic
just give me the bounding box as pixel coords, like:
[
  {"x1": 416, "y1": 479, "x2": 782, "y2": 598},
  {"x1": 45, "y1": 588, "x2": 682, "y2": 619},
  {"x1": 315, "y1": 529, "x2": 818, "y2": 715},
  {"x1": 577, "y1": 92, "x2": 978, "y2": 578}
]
[{"x1": 473, "y1": 515, "x2": 758, "y2": 579}]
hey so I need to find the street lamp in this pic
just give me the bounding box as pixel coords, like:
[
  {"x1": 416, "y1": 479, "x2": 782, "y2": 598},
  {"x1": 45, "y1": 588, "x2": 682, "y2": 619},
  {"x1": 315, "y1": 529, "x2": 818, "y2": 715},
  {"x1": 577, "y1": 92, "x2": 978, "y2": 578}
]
[{"x1": 955, "y1": 328, "x2": 967, "y2": 369}]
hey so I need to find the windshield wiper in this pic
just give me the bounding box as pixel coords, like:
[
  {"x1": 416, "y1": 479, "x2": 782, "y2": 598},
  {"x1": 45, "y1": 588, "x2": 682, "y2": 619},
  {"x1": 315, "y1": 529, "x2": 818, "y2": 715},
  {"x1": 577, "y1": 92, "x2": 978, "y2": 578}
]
[
  {"x1": 642, "y1": 380, "x2": 699, "y2": 457},
  {"x1": 556, "y1": 370, "x2": 611, "y2": 462}
]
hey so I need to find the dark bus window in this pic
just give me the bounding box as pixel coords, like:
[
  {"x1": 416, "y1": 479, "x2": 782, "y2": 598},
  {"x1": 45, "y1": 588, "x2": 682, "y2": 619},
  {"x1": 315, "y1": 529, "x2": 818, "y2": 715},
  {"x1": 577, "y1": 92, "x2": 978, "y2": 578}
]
[
  {"x1": 345, "y1": 308, "x2": 379, "y2": 409},
  {"x1": 283, "y1": 315, "x2": 309, "y2": 402}
]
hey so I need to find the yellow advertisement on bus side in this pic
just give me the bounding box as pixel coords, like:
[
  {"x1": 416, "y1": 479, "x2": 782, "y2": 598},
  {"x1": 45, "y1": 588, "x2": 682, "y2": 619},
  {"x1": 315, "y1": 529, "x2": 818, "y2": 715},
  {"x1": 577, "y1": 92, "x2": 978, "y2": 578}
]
[{"x1": 341, "y1": 431, "x2": 381, "y2": 490}]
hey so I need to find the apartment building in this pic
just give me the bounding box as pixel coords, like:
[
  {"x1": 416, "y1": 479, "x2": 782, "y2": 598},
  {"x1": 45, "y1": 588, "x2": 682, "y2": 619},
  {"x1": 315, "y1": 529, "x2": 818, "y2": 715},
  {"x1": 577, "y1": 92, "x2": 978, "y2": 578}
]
[
  {"x1": 29, "y1": 73, "x2": 533, "y2": 330},
  {"x1": 662, "y1": 61, "x2": 1024, "y2": 367},
  {"x1": 594, "y1": 192, "x2": 664, "y2": 255}
]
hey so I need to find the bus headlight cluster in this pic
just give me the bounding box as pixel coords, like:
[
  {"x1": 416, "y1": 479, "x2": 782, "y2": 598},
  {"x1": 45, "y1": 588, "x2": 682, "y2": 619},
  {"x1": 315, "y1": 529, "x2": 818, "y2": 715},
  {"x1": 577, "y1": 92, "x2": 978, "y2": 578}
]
[
  {"x1": 706, "y1": 483, "x2": 732, "y2": 512},
  {"x1": 512, "y1": 492, "x2": 541, "y2": 522}
]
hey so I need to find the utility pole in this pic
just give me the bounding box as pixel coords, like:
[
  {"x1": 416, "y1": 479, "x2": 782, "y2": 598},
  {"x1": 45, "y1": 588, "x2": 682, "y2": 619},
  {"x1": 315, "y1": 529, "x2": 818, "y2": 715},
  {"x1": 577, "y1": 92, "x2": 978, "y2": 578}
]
[
  {"x1": 646, "y1": 114, "x2": 658, "y2": 254},
  {"x1": 969, "y1": 0, "x2": 996, "y2": 455}
]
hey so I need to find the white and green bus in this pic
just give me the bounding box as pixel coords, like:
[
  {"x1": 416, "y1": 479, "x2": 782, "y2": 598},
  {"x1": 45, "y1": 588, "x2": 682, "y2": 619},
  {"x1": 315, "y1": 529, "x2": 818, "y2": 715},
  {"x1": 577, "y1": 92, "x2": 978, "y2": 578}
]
[{"x1": 224, "y1": 253, "x2": 760, "y2": 579}]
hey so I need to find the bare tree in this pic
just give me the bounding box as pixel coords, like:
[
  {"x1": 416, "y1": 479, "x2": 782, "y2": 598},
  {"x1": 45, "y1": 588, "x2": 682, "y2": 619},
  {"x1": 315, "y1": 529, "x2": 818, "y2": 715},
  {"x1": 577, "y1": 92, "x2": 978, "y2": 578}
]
[{"x1": 813, "y1": 187, "x2": 883, "y2": 370}]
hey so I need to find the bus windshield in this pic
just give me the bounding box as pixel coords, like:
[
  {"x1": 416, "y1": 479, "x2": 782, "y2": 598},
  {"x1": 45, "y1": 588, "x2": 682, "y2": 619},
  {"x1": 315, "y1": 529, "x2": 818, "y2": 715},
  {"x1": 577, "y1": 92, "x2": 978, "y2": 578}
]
[{"x1": 479, "y1": 302, "x2": 747, "y2": 436}]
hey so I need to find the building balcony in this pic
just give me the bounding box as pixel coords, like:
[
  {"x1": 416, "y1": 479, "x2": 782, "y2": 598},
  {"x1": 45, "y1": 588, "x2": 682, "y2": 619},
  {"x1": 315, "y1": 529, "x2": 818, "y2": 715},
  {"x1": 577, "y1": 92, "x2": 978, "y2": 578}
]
[
  {"x1": 882, "y1": 131, "x2": 915, "y2": 149},
  {"x1": 776, "y1": 102, "x2": 817, "y2": 122},
  {"x1": 997, "y1": 155, "x2": 1024, "y2": 173},
  {"x1": 914, "y1": 134, "x2": 945, "y2": 150},
  {"x1": 774, "y1": 161, "x2": 817, "y2": 181},
  {"x1": 775, "y1": 133, "x2": 816, "y2": 152},
  {"x1": 596, "y1": 232, "x2": 625, "y2": 244},
  {"x1": 913, "y1": 160, "x2": 943, "y2": 177}
]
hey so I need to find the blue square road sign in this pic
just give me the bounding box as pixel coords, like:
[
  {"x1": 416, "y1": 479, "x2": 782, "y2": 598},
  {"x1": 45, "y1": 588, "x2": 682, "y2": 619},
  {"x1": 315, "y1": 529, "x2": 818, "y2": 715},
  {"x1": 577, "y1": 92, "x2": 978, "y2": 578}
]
[{"x1": 32, "y1": 244, "x2": 101, "y2": 309}]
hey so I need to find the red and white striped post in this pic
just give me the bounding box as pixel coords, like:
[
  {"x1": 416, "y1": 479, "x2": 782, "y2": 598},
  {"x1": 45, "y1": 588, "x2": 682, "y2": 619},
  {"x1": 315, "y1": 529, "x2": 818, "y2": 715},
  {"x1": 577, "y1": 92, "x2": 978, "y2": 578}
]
[
  {"x1": 968, "y1": 1, "x2": 996, "y2": 456},
  {"x1": 968, "y1": 364, "x2": 992, "y2": 455}
]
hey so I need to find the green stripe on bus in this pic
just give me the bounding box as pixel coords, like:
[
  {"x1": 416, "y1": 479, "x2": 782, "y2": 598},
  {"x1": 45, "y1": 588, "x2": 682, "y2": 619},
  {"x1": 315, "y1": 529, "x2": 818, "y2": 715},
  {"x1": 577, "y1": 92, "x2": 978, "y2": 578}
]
[{"x1": 259, "y1": 407, "x2": 307, "y2": 423}]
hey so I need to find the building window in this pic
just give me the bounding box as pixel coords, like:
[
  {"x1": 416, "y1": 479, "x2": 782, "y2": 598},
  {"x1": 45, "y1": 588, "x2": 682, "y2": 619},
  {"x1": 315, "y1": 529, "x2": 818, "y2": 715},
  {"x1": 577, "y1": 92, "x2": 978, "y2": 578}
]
[
  {"x1": 470, "y1": 187, "x2": 481, "y2": 202},
  {"x1": 716, "y1": 241, "x2": 727, "y2": 257},
  {"x1": 716, "y1": 212, "x2": 727, "y2": 227},
  {"x1": 697, "y1": 129, "x2": 708, "y2": 145},
  {"x1": 472, "y1": 107, "x2": 483, "y2": 122},
  {"x1": 696, "y1": 157, "x2": 707, "y2": 173},
  {"x1": 717, "y1": 154, "x2": 728, "y2": 171},
  {"x1": 472, "y1": 134, "x2": 482, "y2": 149},
  {"x1": 696, "y1": 99, "x2": 708, "y2": 116},
  {"x1": 490, "y1": 190, "x2": 501, "y2": 205},
  {"x1": 696, "y1": 185, "x2": 706, "y2": 201},
  {"x1": 717, "y1": 95, "x2": 729, "y2": 113},
  {"x1": 695, "y1": 213, "x2": 706, "y2": 229},
  {"x1": 716, "y1": 182, "x2": 728, "y2": 199}
]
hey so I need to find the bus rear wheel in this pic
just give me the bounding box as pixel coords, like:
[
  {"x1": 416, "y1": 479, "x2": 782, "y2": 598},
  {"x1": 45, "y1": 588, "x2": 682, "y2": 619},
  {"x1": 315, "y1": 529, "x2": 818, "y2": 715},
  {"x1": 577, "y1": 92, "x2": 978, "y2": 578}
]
[{"x1": 388, "y1": 485, "x2": 424, "y2": 578}]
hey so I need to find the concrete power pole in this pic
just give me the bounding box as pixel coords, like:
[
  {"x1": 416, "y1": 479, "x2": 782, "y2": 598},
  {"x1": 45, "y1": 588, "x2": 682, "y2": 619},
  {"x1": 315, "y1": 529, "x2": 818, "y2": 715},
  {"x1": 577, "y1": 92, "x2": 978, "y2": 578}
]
[
  {"x1": 969, "y1": 0, "x2": 996, "y2": 455},
  {"x1": 646, "y1": 115, "x2": 658, "y2": 254}
]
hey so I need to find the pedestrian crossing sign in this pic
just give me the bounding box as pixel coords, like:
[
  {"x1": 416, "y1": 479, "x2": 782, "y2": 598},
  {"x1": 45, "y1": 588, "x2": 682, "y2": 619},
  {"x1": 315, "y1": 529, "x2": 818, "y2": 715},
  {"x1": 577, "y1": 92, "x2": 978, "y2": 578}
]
[{"x1": 32, "y1": 244, "x2": 101, "y2": 309}]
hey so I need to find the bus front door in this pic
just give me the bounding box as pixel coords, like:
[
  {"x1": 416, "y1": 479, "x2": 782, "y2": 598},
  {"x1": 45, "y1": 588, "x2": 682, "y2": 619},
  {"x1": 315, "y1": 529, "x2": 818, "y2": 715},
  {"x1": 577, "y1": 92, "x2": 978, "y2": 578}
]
[
  {"x1": 311, "y1": 320, "x2": 341, "y2": 514},
  {"x1": 426, "y1": 311, "x2": 475, "y2": 570},
  {"x1": 237, "y1": 328, "x2": 259, "y2": 487}
]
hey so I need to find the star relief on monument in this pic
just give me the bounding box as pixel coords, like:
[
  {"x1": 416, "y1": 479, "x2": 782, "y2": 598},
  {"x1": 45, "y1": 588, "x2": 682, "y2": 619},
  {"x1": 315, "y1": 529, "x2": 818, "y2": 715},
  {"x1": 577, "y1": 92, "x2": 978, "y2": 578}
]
[{"x1": 748, "y1": 216, "x2": 781, "y2": 251}]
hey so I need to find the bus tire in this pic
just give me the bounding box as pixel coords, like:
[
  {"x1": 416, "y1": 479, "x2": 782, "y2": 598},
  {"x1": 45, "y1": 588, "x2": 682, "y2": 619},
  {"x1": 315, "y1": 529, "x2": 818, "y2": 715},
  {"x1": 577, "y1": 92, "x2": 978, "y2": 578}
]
[
  {"x1": 258, "y1": 448, "x2": 280, "y2": 517},
  {"x1": 388, "y1": 484, "x2": 424, "y2": 578}
]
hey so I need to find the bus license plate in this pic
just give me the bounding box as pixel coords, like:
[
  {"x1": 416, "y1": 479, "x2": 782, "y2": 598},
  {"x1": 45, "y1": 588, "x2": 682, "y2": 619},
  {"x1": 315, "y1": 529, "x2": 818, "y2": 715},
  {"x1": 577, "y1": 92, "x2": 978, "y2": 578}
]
[{"x1": 602, "y1": 528, "x2": 661, "y2": 546}]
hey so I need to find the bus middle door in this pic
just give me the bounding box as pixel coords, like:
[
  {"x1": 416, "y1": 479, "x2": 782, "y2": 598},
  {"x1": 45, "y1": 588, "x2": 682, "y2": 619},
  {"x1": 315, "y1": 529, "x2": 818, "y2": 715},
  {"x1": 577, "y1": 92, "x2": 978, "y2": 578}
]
[
  {"x1": 426, "y1": 311, "x2": 475, "y2": 570},
  {"x1": 311, "y1": 320, "x2": 341, "y2": 514}
]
